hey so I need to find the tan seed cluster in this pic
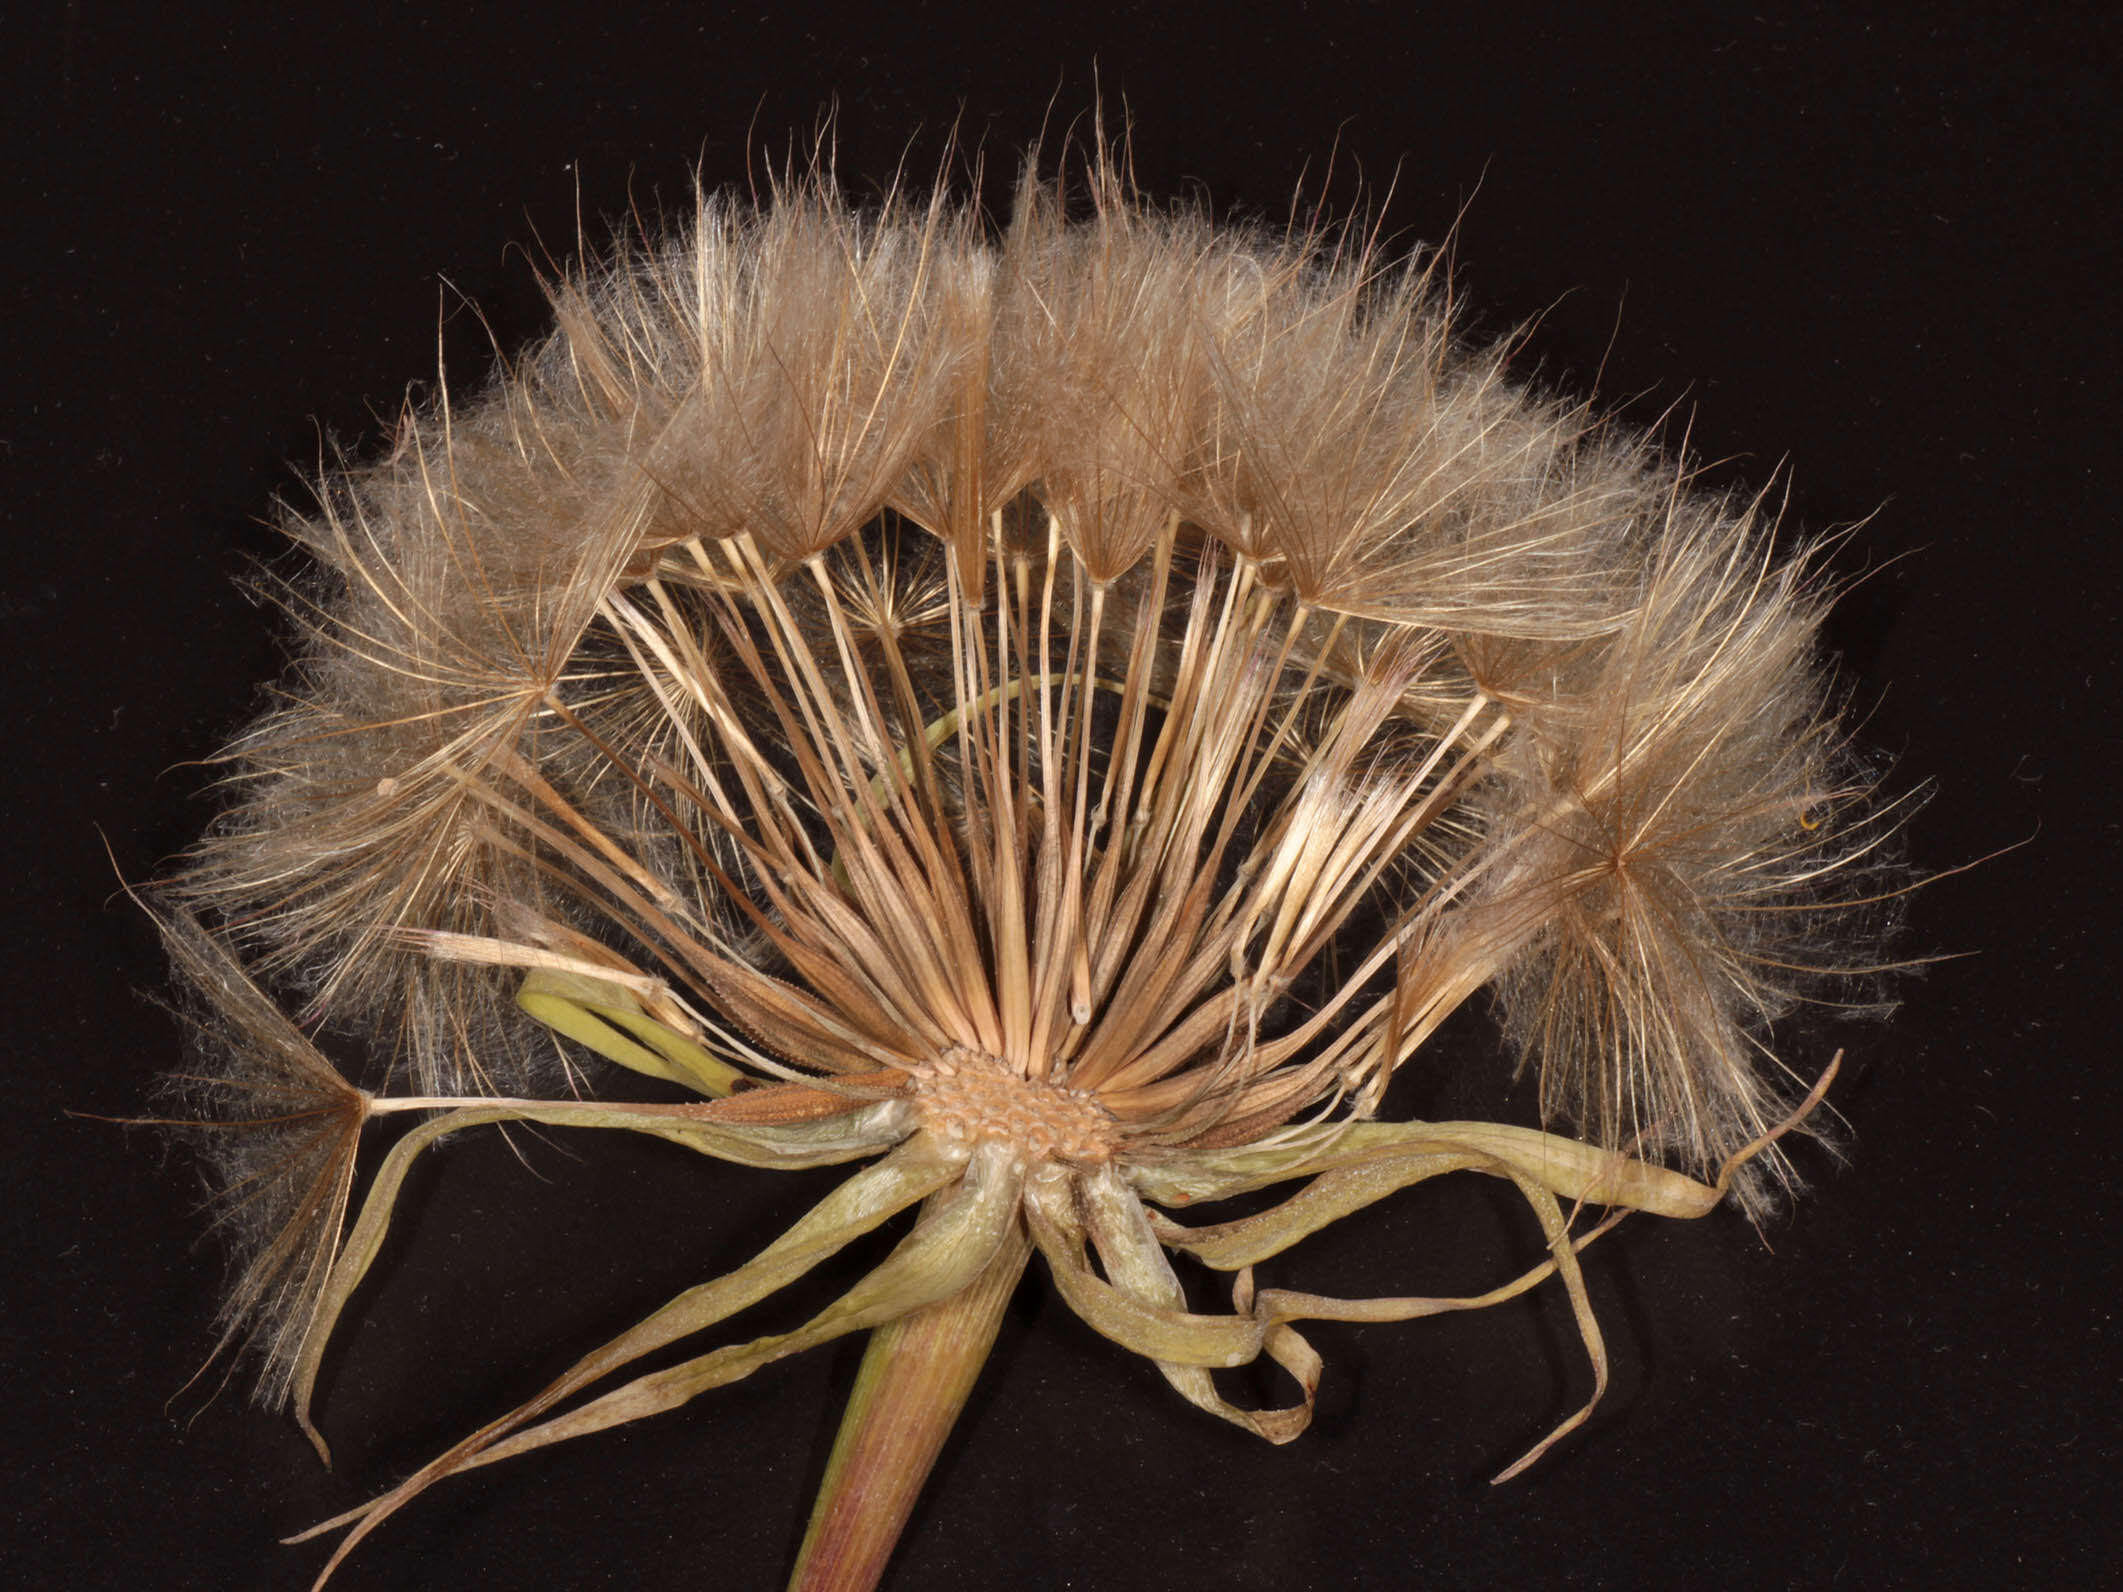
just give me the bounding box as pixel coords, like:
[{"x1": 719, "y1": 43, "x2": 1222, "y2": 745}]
[{"x1": 915, "y1": 1050, "x2": 1118, "y2": 1164}]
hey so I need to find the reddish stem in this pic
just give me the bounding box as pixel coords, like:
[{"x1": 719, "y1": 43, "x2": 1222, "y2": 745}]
[{"x1": 787, "y1": 1222, "x2": 1032, "y2": 1591}]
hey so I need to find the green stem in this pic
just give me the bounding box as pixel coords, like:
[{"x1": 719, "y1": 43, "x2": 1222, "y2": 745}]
[{"x1": 787, "y1": 1219, "x2": 1032, "y2": 1592}]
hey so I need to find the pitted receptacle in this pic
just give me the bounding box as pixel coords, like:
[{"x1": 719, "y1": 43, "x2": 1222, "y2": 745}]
[{"x1": 913, "y1": 1048, "x2": 1118, "y2": 1164}]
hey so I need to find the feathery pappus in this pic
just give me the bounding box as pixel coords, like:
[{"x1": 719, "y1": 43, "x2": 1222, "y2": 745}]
[{"x1": 151, "y1": 138, "x2": 1909, "y2": 1590}]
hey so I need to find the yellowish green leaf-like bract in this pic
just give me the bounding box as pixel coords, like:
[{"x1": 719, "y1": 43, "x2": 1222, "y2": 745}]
[{"x1": 156, "y1": 139, "x2": 1900, "y2": 1590}]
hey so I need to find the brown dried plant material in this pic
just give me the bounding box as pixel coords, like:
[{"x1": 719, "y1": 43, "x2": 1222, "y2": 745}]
[{"x1": 156, "y1": 141, "x2": 1907, "y2": 1591}]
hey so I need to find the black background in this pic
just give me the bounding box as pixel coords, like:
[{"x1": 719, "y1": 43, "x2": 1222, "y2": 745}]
[{"x1": 8, "y1": 6, "x2": 2116, "y2": 1588}]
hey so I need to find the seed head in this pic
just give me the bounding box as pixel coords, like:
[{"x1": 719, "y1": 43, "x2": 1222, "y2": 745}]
[{"x1": 153, "y1": 137, "x2": 1906, "y2": 1590}]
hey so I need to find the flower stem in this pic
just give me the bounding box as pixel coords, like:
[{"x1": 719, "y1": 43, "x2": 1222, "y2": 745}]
[{"x1": 787, "y1": 1219, "x2": 1032, "y2": 1591}]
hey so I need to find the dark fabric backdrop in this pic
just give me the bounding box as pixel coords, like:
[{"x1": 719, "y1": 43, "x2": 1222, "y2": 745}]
[{"x1": 8, "y1": 6, "x2": 2113, "y2": 1587}]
